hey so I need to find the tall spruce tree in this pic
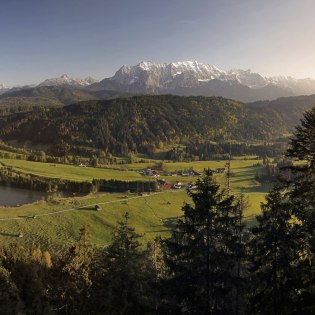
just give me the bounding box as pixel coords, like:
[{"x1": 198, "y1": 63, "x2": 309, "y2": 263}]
[
  {"x1": 161, "y1": 170, "x2": 244, "y2": 315},
  {"x1": 247, "y1": 187, "x2": 304, "y2": 315},
  {"x1": 0, "y1": 244, "x2": 52, "y2": 315},
  {"x1": 246, "y1": 106, "x2": 315, "y2": 314},
  {"x1": 94, "y1": 213, "x2": 156, "y2": 315},
  {"x1": 0, "y1": 265, "x2": 24, "y2": 314},
  {"x1": 53, "y1": 226, "x2": 94, "y2": 314},
  {"x1": 283, "y1": 106, "x2": 315, "y2": 312}
]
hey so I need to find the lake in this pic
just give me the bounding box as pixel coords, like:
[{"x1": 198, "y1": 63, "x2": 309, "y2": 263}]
[{"x1": 0, "y1": 186, "x2": 47, "y2": 207}]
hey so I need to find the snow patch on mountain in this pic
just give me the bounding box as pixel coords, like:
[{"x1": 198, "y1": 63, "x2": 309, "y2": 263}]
[
  {"x1": 38, "y1": 74, "x2": 98, "y2": 88},
  {"x1": 105, "y1": 60, "x2": 315, "y2": 96},
  {"x1": 112, "y1": 61, "x2": 229, "y2": 89},
  {"x1": 0, "y1": 83, "x2": 9, "y2": 89},
  {"x1": 111, "y1": 61, "x2": 270, "y2": 89},
  {"x1": 0, "y1": 83, "x2": 10, "y2": 95}
]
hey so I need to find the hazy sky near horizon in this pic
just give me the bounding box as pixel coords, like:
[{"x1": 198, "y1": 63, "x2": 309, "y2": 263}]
[{"x1": 1, "y1": 0, "x2": 315, "y2": 85}]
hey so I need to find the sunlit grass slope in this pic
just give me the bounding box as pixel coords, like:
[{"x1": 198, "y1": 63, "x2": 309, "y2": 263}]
[
  {"x1": 0, "y1": 158, "x2": 148, "y2": 182},
  {"x1": 0, "y1": 158, "x2": 270, "y2": 248}
]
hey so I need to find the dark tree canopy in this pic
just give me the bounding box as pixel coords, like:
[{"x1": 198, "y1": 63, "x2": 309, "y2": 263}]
[{"x1": 162, "y1": 171, "x2": 245, "y2": 314}]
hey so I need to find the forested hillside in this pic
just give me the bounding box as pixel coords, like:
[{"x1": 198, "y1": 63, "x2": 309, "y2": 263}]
[
  {"x1": 0, "y1": 94, "x2": 314, "y2": 157},
  {"x1": 0, "y1": 86, "x2": 130, "y2": 115},
  {"x1": 248, "y1": 94, "x2": 315, "y2": 128}
]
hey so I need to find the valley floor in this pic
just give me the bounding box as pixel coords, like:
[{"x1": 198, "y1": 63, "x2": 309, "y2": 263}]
[{"x1": 0, "y1": 157, "x2": 270, "y2": 248}]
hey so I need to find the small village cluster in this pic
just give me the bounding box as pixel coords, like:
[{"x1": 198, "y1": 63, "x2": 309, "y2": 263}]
[{"x1": 140, "y1": 167, "x2": 226, "y2": 190}]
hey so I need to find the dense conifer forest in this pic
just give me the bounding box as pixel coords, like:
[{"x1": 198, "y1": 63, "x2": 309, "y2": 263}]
[{"x1": 0, "y1": 86, "x2": 131, "y2": 115}]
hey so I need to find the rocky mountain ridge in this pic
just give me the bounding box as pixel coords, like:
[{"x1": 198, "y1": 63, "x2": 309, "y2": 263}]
[
  {"x1": 38, "y1": 74, "x2": 98, "y2": 88},
  {"x1": 87, "y1": 61, "x2": 315, "y2": 102},
  {"x1": 2, "y1": 61, "x2": 315, "y2": 102}
]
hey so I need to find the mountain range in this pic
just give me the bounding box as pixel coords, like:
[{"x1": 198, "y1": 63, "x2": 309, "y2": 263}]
[
  {"x1": 38, "y1": 74, "x2": 98, "y2": 88},
  {"x1": 0, "y1": 86, "x2": 131, "y2": 115},
  {"x1": 0, "y1": 75, "x2": 99, "y2": 96},
  {"x1": 87, "y1": 61, "x2": 315, "y2": 102},
  {"x1": 2, "y1": 61, "x2": 315, "y2": 102},
  {"x1": 0, "y1": 83, "x2": 9, "y2": 95}
]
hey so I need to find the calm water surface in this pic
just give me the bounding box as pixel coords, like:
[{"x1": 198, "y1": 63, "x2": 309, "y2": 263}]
[{"x1": 0, "y1": 186, "x2": 47, "y2": 206}]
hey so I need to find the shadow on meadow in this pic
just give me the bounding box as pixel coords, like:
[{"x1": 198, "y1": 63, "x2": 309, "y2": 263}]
[{"x1": 0, "y1": 232, "x2": 21, "y2": 237}]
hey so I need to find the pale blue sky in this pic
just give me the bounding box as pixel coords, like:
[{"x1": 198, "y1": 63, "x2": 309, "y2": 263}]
[{"x1": 1, "y1": 0, "x2": 315, "y2": 85}]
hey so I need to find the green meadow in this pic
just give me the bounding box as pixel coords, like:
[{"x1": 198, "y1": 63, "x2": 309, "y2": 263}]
[
  {"x1": 0, "y1": 191, "x2": 190, "y2": 249},
  {"x1": 0, "y1": 158, "x2": 148, "y2": 182},
  {"x1": 0, "y1": 157, "x2": 270, "y2": 248}
]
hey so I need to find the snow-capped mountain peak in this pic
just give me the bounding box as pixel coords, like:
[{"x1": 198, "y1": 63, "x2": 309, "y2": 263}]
[
  {"x1": 84, "y1": 76, "x2": 99, "y2": 85},
  {"x1": 112, "y1": 60, "x2": 230, "y2": 88},
  {"x1": 111, "y1": 61, "x2": 313, "y2": 91},
  {"x1": 0, "y1": 83, "x2": 9, "y2": 89},
  {"x1": 137, "y1": 61, "x2": 164, "y2": 70},
  {"x1": 87, "y1": 60, "x2": 315, "y2": 102},
  {"x1": 0, "y1": 83, "x2": 10, "y2": 95},
  {"x1": 38, "y1": 74, "x2": 98, "y2": 88}
]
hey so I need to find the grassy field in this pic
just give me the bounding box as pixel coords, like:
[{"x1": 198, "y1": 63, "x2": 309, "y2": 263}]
[
  {"x1": 0, "y1": 158, "x2": 149, "y2": 182},
  {"x1": 0, "y1": 191, "x2": 190, "y2": 249},
  {"x1": 159, "y1": 159, "x2": 270, "y2": 217},
  {"x1": 0, "y1": 157, "x2": 270, "y2": 248}
]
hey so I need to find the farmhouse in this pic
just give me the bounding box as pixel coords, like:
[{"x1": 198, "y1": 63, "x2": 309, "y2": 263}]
[
  {"x1": 157, "y1": 179, "x2": 166, "y2": 185},
  {"x1": 143, "y1": 168, "x2": 160, "y2": 177},
  {"x1": 95, "y1": 204, "x2": 102, "y2": 211},
  {"x1": 172, "y1": 181, "x2": 182, "y2": 189}
]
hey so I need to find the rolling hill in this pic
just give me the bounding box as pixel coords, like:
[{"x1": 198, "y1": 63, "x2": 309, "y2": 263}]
[
  {"x1": 0, "y1": 86, "x2": 131, "y2": 113},
  {"x1": 0, "y1": 94, "x2": 314, "y2": 157}
]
